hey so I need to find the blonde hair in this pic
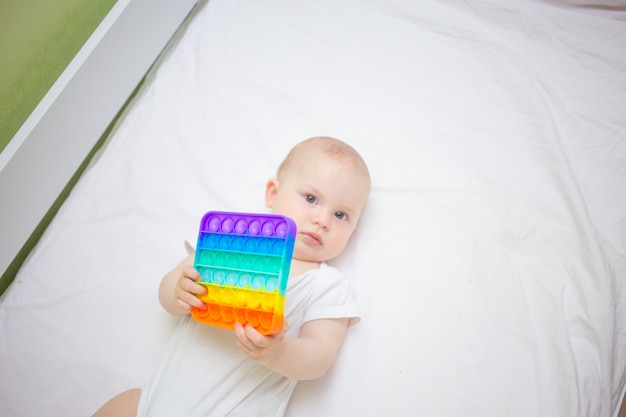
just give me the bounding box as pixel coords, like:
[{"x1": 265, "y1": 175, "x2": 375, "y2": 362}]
[{"x1": 277, "y1": 136, "x2": 370, "y2": 186}]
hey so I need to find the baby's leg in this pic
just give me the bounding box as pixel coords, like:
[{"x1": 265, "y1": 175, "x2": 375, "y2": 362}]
[{"x1": 91, "y1": 388, "x2": 141, "y2": 417}]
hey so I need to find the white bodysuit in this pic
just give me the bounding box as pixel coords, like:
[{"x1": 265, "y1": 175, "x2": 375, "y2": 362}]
[{"x1": 137, "y1": 263, "x2": 359, "y2": 417}]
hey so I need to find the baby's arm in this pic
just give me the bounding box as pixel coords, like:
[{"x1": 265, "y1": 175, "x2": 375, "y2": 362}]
[
  {"x1": 158, "y1": 254, "x2": 207, "y2": 316},
  {"x1": 234, "y1": 317, "x2": 349, "y2": 380}
]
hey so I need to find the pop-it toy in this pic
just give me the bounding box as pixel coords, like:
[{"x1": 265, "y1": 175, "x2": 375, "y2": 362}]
[{"x1": 191, "y1": 211, "x2": 296, "y2": 335}]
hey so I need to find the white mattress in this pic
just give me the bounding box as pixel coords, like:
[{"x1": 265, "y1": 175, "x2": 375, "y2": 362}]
[{"x1": 1, "y1": 0, "x2": 625, "y2": 416}]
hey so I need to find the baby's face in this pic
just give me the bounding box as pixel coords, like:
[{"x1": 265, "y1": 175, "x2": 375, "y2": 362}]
[{"x1": 265, "y1": 153, "x2": 369, "y2": 264}]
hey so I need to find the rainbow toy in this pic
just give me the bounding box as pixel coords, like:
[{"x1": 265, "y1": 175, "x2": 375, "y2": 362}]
[{"x1": 191, "y1": 211, "x2": 296, "y2": 335}]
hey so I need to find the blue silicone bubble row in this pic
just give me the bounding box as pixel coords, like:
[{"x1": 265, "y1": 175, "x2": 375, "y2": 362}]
[
  {"x1": 197, "y1": 250, "x2": 282, "y2": 274},
  {"x1": 198, "y1": 268, "x2": 279, "y2": 291}
]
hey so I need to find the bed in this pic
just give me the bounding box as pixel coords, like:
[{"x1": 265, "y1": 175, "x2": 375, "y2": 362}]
[{"x1": 1, "y1": 0, "x2": 625, "y2": 416}]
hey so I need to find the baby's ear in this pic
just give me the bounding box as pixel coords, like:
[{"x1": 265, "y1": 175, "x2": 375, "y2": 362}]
[{"x1": 264, "y1": 178, "x2": 279, "y2": 208}]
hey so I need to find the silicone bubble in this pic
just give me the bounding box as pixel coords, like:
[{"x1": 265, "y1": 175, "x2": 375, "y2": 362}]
[
  {"x1": 238, "y1": 273, "x2": 251, "y2": 287},
  {"x1": 213, "y1": 270, "x2": 225, "y2": 284},
  {"x1": 272, "y1": 240, "x2": 285, "y2": 255},
  {"x1": 275, "y1": 222, "x2": 288, "y2": 237},
  {"x1": 209, "y1": 304, "x2": 221, "y2": 320},
  {"x1": 225, "y1": 271, "x2": 238, "y2": 286},
  {"x1": 247, "y1": 311, "x2": 261, "y2": 327},
  {"x1": 235, "y1": 289, "x2": 247, "y2": 306},
  {"x1": 251, "y1": 275, "x2": 265, "y2": 290},
  {"x1": 201, "y1": 269, "x2": 212, "y2": 282},
  {"x1": 227, "y1": 254, "x2": 240, "y2": 269},
  {"x1": 244, "y1": 238, "x2": 257, "y2": 252},
  {"x1": 202, "y1": 234, "x2": 218, "y2": 249},
  {"x1": 222, "y1": 306, "x2": 235, "y2": 323},
  {"x1": 261, "y1": 313, "x2": 274, "y2": 330},
  {"x1": 248, "y1": 220, "x2": 261, "y2": 235},
  {"x1": 265, "y1": 277, "x2": 278, "y2": 292},
  {"x1": 207, "y1": 216, "x2": 221, "y2": 232},
  {"x1": 221, "y1": 217, "x2": 234, "y2": 233},
  {"x1": 191, "y1": 211, "x2": 296, "y2": 335},
  {"x1": 262, "y1": 221, "x2": 275, "y2": 236},
  {"x1": 261, "y1": 293, "x2": 275, "y2": 310},
  {"x1": 235, "y1": 309, "x2": 247, "y2": 323},
  {"x1": 231, "y1": 236, "x2": 245, "y2": 251},
  {"x1": 234, "y1": 219, "x2": 248, "y2": 234},
  {"x1": 200, "y1": 250, "x2": 214, "y2": 264},
  {"x1": 257, "y1": 238, "x2": 271, "y2": 254},
  {"x1": 254, "y1": 257, "x2": 267, "y2": 271},
  {"x1": 218, "y1": 236, "x2": 230, "y2": 250}
]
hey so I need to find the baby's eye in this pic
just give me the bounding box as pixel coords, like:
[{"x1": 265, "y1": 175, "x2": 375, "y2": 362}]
[
  {"x1": 334, "y1": 211, "x2": 347, "y2": 221},
  {"x1": 305, "y1": 194, "x2": 317, "y2": 204}
]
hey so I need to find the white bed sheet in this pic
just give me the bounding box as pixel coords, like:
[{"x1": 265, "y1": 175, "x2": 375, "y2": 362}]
[{"x1": 1, "y1": 0, "x2": 625, "y2": 416}]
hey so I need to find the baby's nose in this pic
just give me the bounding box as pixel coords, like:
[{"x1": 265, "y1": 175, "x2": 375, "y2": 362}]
[{"x1": 313, "y1": 211, "x2": 330, "y2": 230}]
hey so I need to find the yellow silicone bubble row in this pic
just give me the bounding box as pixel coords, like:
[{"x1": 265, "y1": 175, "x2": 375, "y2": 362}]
[{"x1": 198, "y1": 283, "x2": 279, "y2": 312}]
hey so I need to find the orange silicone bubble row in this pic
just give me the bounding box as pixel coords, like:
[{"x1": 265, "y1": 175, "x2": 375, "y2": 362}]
[{"x1": 192, "y1": 303, "x2": 284, "y2": 333}]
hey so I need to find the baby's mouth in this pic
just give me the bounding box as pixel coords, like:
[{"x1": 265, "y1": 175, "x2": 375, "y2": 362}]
[{"x1": 301, "y1": 231, "x2": 322, "y2": 246}]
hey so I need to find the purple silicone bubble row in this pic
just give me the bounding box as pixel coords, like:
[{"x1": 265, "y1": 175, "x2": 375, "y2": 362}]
[{"x1": 205, "y1": 215, "x2": 288, "y2": 237}]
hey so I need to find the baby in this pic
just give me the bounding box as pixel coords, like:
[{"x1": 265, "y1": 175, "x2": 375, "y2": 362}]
[{"x1": 92, "y1": 136, "x2": 371, "y2": 416}]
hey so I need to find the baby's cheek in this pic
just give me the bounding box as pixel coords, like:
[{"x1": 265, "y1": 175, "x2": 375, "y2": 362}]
[
  {"x1": 292, "y1": 242, "x2": 321, "y2": 262},
  {"x1": 337, "y1": 229, "x2": 355, "y2": 247},
  {"x1": 326, "y1": 238, "x2": 349, "y2": 260}
]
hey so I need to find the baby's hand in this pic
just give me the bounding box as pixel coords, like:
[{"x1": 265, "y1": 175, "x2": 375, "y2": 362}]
[
  {"x1": 174, "y1": 264, "x2": 207, "y2": 312},
  {"x1": 233, "y1": 322, "x2": 289, "y2": 363}
]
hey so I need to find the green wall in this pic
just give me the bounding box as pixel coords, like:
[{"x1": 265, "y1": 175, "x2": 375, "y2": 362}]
[{"x1": 0, "y1": 0, "x2": 118, "y2": 152}]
